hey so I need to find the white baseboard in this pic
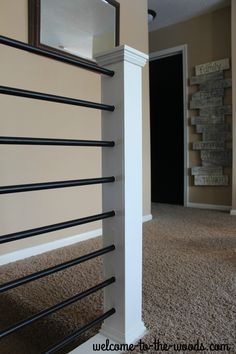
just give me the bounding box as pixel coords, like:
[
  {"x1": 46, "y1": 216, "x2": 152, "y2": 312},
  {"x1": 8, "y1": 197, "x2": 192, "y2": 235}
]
[
  {"x1": 0, "y1": 215, "x2": 153, "y2": 266},
  {"x1": 230, "y1": 209, "x2": 236, "y2": 216},
  {"x1": 0, "y1": 228, "x2": 102, "y2": 266},
  {"x1": 187, "y1": 202, "x2": 231, "y2": 211},
  {"x1": 142, "y1": 214, "x2": 152, "y2": 222}
]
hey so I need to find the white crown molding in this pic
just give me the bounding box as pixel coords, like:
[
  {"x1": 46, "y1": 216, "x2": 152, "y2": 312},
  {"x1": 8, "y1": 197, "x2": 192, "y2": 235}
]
[{"x1": 95, "y1": 45, "x2": 149, "y2": 68}]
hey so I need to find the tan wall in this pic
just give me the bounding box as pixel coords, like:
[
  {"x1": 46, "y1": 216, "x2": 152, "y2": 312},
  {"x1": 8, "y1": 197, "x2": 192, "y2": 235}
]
[
  {"x1": 149, "y1": 7, "x2": 232, "y2": 206},
  {"x1": 0, "y1": 0, "x2": 151, "y2": 255},
  {"x1": 232, "y1": 0, "x2": 236, "y2": 210}
]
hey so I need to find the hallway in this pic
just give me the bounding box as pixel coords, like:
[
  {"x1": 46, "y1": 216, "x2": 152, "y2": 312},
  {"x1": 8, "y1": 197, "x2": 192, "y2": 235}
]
[{"x1": 138, "y1": 204, "x2": 236, "y2": 353}]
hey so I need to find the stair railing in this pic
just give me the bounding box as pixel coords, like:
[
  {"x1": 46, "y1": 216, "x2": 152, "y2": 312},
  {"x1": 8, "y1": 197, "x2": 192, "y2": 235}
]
[{"x1": 0, "y1": 35, "x2": 148, "y2": 352}]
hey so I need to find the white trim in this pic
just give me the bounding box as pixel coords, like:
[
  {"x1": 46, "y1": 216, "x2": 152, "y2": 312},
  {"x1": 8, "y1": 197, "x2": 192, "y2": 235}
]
[
  {"x1": 230, "y1": 209, "x2": 236, "y2": 216},
  {"x1": 0, "y1": 216, "x2": 152, "y2": 266},
  {"x1": 95, "y1": 45, "x2": 148, "y2": 67},
  {"x1": 149, "y1": 45, "x2": 189, "y2": 207},
  {"x1": 0, "y1": 228, "x2": 102, "y2": 266},
  {"x1": 97, "y1": 46, "x2": 147, "y2": 343},
  {"x1": 187, "y1": 202, "x2": 231, "y2": 211},
  {"x1": 150, "y1": 45, "x2": 186, "y2": 61},
  {"x1": 142, "y1": 214, "x2": 152, "y2": 222}
]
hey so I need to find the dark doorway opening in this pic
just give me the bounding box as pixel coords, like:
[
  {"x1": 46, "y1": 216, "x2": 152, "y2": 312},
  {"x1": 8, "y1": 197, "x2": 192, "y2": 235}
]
[{"x1": 149, "y1": 53, "x2": 184, "y2": 205}]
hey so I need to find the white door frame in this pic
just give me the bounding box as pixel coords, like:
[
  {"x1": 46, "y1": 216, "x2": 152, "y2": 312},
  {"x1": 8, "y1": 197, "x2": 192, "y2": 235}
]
[{"x1": 149, "y1": 44, "x2": 189, "y2": 207}]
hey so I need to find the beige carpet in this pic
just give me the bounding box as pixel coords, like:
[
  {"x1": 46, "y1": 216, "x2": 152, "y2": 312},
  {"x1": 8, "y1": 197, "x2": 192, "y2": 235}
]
[{"x1": 0, "y1": 204, "x2": 236, "y2": 353}]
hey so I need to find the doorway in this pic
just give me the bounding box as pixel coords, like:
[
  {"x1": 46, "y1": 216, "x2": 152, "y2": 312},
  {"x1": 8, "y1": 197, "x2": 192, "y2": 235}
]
[{"x1": 149, "y1": 48, "x2": 187, "y2": 205}]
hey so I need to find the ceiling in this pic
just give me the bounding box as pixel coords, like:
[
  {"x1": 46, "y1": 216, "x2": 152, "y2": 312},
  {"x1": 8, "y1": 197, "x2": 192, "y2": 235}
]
[{"x1": 148, "y1": 0, "x2": 230, "y2": 32}]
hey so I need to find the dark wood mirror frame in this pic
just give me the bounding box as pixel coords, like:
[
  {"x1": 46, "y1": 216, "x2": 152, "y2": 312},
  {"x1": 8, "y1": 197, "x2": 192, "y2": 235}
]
[{"x1": 28, "y1": 0, "x2": 120, "y2": 64}]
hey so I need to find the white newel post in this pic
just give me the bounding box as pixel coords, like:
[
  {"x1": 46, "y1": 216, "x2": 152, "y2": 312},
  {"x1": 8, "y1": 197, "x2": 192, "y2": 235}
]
[{"x1": 96, "y1": 46, "x2": 148, "y2": 344}]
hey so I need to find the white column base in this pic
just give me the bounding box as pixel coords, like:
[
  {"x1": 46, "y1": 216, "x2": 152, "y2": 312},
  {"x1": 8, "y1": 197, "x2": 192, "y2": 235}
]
[
  {"x1": 69, "y1": 331, "x2": 150, "y2": 354},
  {"x1": 100, "y1": 321, "x2": 147, "y2": 345},
  {"x1": 230, "y1": 209, "x2": 236, "y2": 216},
  {"x1": 142, "y1": 214, "x2": 152, "y2": 223}
]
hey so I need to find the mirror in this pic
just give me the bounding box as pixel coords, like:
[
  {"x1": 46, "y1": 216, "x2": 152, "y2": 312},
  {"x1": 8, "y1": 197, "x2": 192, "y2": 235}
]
[{"x1": 29, "y1": 0, "x2": 120, "y2": 62}]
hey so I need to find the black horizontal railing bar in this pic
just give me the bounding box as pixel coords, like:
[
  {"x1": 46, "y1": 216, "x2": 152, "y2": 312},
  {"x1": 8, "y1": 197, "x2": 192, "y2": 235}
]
[
  {"x1": 0, "y1": 86, "x2": 115, "y2": 112},
  {"x1": 0, "y1": 136, "x2": 115, "y2": 147},
  {"x1": 0, "y1": 245, "x2": 115, "y2": 293},
  {"x1": 0, "y1": 176, "x2": 115, "y2": 195},
  {"x1": 43, "y1": 308, "x2": 116, "y2": 354},
  {"x1": 0, "y1": 211, "x2": 115, "y2": 244},
  {"x1": 0, "y1": 35, "x2": 114, "y2": 77},
  {"x1": 0, "y1": 277, "x2": 115, "y2": 339}
]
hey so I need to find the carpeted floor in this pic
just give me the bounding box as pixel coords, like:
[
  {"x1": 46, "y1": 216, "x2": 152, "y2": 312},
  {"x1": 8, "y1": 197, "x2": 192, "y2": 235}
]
[{"x1": 0, "y1": 204, "x2": 236, "y2": 353}]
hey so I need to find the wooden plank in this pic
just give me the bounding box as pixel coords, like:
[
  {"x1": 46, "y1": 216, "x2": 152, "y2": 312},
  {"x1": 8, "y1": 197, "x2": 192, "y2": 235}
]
[
  {"x1": 190, "y1": 71, "x2": 224, "y2": 85},
  {"x1": 192, "y1": 141, "x2": 225, "y2": 150},
  {"x1": 192, "y1": 88, "x2": 224, "y2": 100},
  {"x1": 191, "y1": 116, "x2": 224, "y2": 125},
  {"x1": 200, "y1": 79, "x2": 232, "y2": 91},
  {"x1": 194, "y1": 175, "x2": 229, "y2": 186},
  {"x1": 190, "y1": 96, "x2": 222, "y2": 109},
  {"x1": 201, "y1": 150, "x2": 232, "y2": 166},
  {"x1": 195, "y1": 58, "x2": 230, "y2": 76},
  {"x1": 201, "y1": 150, "x2": 232, "y2": 161},
  {"x1": 202, "y1": 161, "x2": 219, "y2": 167},
  {"x1": 200, "y1": 105, "x2": 232, "y2": 116},
  {"x1": 196, "y1": 123, "x2": 231, "y2": 133},
  {"x1": 203, "y1": 131, "x2": 232, "y2": 142},
  {"x1": 202, "y1": 161, "x2": 231, "y2": 167},
  {"x1": 191, "y1": 166, "x2": 223, "y2": 176}
]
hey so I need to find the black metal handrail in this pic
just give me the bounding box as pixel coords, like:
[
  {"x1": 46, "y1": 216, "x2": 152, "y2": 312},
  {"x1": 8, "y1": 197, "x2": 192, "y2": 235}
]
[
  {"x1": 0, "y1": 211, "x2": 115, "y2": 244},
  {"x1": 0, "y1": 86, "x2": 115, "y2": 111},
  {"x1": 0, "y1": 277, "x2": 115, "y2": 339},
  {"x1": 44, "y1": 308, "x2": 116, "y2": 354},
  {"x1": 0, "y1": 136, "x2": 114, "y2": 147},
  {"x1": 0, "y1": 33, "x2": 117, "y2": 351},
  {"x1": 0, "y1": 245, "x2": 115, "y2": 293},
  {"x1": 0, "y1": 35, "x2": 114, "y2": 76},
  {"x1": 0, "y1": 177, "x2": 115, "y2": 194}
]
